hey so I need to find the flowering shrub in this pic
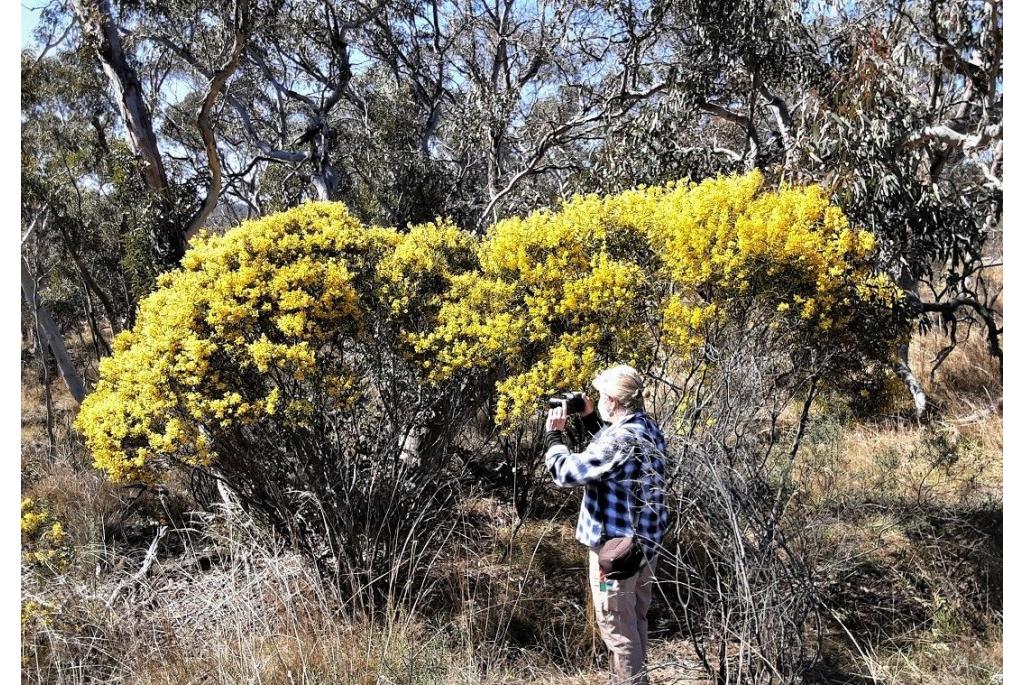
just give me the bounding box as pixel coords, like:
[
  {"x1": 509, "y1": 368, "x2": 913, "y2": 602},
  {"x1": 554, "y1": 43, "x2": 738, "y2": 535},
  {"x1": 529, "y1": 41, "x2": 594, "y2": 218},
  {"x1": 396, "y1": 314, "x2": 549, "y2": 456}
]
[
  {"x1": 76, "y1": 203, "x2": 404, "y2": 483},
  {"x1": 78, "y1": 172, "x2": 904, "y2": 475},
  {"x1": 74, "y1": 202, "x2": 485, "y2": 604},
  {"x1": 377, "y1": 219, "x2": 478, "y2": 324},
  {"x1": 74, "y1": 173, "x2": 904, "y2": 602},
  {"x1": 21, "y1": 498, "x2": 71, "y2": 570},
  {"x1": 412, "y1": 170, "x2": 902, "y2": 425}
]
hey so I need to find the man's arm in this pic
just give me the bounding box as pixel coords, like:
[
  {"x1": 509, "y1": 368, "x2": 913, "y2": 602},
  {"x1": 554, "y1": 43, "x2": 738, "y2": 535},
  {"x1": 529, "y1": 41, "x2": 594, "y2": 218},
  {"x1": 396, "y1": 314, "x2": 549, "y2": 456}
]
[{"x1": 544, "y1": 426, "x2": 629, "y2": 487}]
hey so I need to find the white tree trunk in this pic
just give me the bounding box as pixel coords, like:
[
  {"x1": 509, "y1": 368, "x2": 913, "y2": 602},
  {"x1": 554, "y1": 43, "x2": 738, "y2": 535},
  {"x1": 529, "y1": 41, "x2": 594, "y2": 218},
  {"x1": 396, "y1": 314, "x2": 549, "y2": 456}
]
[
  {"x1": 895, "y1": 344, "x2": 928, "y2": 418},
  {"x1": 70, "y1": 0, "x2": 168, "y2": 194}
]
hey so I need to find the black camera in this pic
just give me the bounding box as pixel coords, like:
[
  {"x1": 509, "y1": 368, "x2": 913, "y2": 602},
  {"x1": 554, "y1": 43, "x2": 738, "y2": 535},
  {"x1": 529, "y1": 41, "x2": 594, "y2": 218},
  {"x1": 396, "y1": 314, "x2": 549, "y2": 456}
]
[{"x1": 548, "y1": 391, "x2": 587, "y2": 414}]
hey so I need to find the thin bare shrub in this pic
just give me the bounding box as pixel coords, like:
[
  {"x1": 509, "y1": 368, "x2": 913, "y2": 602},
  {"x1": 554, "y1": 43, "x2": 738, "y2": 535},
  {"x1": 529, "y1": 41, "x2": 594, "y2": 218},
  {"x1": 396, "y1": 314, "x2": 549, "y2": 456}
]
[{"x1": 639, "y1": 298, "x2": 899, "y2": 683}]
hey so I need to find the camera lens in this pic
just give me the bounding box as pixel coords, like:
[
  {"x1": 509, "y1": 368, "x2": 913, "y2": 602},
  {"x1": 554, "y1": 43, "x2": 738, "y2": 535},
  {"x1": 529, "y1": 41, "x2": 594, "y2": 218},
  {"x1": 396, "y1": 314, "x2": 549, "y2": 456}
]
[{"x1": 549, "y1": 392, "x2": 586, "y2": 414}]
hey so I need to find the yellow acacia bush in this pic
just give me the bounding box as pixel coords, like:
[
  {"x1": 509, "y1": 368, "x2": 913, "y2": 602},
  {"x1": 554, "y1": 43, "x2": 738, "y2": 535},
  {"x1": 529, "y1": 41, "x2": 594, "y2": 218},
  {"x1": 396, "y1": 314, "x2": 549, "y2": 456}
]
[
  {"x1": 76, "y1": 203, "x2": 402, "y2": 482},
  {"x1": 648, "y1": 174, "x2": 904, "y2": 362},
  {"x1": 377, "y1": 219, "x2": 478, "y2": 327},
  {"x1": 76, "y1": 200, "x2": 482, "y2": 486},
  {"x1": 72, "y1": 171, "x2": 906, "y2": 601},
  {"x1": 76, "y1": 171, "x2": 902, "y2": 496},
  {"x1": 412, "y1": 170, "x2": 902, "y2": 425}
]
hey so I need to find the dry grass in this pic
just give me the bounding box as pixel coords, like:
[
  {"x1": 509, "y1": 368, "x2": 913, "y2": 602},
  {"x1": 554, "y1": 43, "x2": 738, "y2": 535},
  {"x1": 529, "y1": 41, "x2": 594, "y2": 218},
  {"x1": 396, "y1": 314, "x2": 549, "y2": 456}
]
[
  {"x1": 817, "y1": 619, "x2": 1002, "y2": 685},
  {"x1": 796, "y1": 262, "x2": 1003, "y2": 509},
  {"x1": 21, "y1": 270, "x2": 1003, "y2": 684},
  {"x1": 21, "y1": 501, "x2": 679, "y2": 685},
  {"x1": 910, "y1": 265, "x2": 1002, "y2": 416},
  {"x1": 796, "y1": 418, "x2": 1002, "y2": 508},
  {"x1": 790, "y1": 298, "x2": 1003, "y2": 683}
]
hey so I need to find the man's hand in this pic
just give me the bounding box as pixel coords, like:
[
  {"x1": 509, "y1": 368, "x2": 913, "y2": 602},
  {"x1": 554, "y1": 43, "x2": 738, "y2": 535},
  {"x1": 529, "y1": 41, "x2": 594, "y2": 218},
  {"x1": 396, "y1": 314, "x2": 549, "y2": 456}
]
[
  {"x1": 582, "y1": 394, "x2": 595, "y2": 417},
  {"x1": 546, "y1": 402, "x2": 568, "y2": 431}
]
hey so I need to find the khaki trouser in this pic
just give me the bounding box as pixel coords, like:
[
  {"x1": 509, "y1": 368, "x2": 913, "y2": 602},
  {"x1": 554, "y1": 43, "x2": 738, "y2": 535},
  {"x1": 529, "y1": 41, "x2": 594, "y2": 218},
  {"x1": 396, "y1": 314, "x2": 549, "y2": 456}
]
[{"x1": 588, "y1": 548, "x2": 657, "y2": 685}]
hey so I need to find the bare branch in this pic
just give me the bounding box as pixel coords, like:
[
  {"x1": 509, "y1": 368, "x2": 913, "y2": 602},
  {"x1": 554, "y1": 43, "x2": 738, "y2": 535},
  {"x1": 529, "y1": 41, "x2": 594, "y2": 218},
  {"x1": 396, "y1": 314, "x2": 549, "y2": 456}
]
[
  {"x1": 132, "y1": 31, "x2": 311, "y2": 165},
  {"x1": 184, "y1": 0, "x2": 252, "y2": 242}
]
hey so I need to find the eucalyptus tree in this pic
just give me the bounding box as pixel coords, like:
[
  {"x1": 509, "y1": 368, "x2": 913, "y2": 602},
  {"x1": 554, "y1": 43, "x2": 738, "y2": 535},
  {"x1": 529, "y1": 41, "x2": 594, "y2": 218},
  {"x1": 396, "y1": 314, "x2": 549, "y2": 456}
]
[
  {"x1": 214, "y1": 0, "x2": 677, "y2": 229},
  {"x1": 575, "y1": 0, "x2": 1002, "y2": 413},
  {"x1": 811, "y1": 0, "x2": 1003, "y2": 413},
  {"x1": 114, "y1": 0, "x2": 460, "y2": 227},
  {"x1": 22, "y1": 0, "x2": 1001, "y2": 414}
]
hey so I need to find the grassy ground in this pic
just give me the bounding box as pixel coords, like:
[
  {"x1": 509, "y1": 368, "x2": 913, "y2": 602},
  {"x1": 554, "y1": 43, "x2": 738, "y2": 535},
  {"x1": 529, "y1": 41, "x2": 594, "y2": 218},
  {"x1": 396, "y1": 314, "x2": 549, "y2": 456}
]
[
  {"x1": 792, "y1": 289, "x2": 1003, "y2": 685},
  {"x1": 21, "y1": 298, "x2": 1002, "y2": 684}
]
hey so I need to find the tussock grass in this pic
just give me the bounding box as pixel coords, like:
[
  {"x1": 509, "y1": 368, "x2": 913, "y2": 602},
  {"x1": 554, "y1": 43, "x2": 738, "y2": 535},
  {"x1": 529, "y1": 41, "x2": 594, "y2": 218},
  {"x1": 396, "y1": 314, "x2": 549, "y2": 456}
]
[{"x1": 788, "y1": 285, "x2": 1003, "y2": 683}]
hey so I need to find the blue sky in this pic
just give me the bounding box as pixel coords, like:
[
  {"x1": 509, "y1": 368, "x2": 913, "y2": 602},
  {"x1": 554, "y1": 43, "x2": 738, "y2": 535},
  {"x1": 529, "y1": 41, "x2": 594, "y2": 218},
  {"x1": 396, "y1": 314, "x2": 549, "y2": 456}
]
[{"x1": 22, "y1": 2, "x2": 43, "y2": 48}]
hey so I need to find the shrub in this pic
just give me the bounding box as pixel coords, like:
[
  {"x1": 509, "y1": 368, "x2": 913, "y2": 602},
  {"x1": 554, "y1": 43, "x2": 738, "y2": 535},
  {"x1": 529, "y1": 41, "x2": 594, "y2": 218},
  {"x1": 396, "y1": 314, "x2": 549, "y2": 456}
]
[
  {"x1": 414, "y1": 170, "x2": 903, "y2": 427},
  {"x1": 76, "y1": 173, "x2": 906, "y2": 636},
  {"x1": 76, "y1": 203, "x2": 479, "y2": 609}
]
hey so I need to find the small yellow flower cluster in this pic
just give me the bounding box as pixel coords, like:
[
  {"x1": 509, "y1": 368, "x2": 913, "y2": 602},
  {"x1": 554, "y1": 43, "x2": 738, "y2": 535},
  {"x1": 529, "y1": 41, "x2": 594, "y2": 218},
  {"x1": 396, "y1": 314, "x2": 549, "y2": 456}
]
[
  {"x1": 21, "y1": 498, "x2": 70, "y2": 570},
  {"x1": 408, "y1": 274, "x2": 526, "y2": 379},
  {"x1": 22, "y1": 600, "x2": 54, "y2": 631},
  {"x1": 661, "y1": 299, "x2": 720, "y2": 353},
  {"x1": 645, "y1": 171, "x2": 892, "y2": 334},
  {"x1": 414, "y1": 191, "x2": 659, "y2": 425},
  {"x1": 494, "y1": 326, "x2": 604, "y2": 425},
  {"x1": 377, "y1": 219, "x2": 478, "y2": 321}
]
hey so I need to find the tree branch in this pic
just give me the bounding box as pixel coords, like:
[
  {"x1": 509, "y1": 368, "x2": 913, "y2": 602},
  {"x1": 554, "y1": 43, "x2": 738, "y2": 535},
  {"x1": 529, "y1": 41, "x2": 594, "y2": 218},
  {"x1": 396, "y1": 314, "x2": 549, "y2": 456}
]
[
  {"x1": 132, "y1": 31, "x2": 311, "y2": 165},
  {"x1": 21, "y1": 257, "x2": 86, "y2": 404},
  {"x1": 904, "y1": 122, "x2": 1002, "y2": 150},
  {"x1": 184, "y1": 0, "x2": 252, "y2": 242},
  {"x1": 916, "y1": 297, "x2": 1002, "y2": 364}
]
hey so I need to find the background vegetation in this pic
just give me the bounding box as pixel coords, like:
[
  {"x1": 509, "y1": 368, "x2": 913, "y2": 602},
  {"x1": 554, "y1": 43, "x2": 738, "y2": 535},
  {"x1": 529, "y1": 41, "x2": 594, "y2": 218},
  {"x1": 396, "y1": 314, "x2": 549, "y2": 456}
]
[{"x1": 22, "y1": 0, "x2": 1001, "y2": 683}]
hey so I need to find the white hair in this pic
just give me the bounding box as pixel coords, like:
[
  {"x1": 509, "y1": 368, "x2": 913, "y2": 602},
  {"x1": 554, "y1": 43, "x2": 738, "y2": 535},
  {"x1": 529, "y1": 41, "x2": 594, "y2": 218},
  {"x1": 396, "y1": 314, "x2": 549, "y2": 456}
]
[{"x1": 592, "y1": 364, "x2": 645, "y2": 412}]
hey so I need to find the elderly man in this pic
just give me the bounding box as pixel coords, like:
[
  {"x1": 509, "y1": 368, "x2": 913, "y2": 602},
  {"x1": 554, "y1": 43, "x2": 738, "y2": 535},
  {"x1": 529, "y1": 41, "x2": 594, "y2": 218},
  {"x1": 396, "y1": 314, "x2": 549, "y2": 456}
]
[{"x1": 544, "y1": 364, "x2": 668, "y2": 685}]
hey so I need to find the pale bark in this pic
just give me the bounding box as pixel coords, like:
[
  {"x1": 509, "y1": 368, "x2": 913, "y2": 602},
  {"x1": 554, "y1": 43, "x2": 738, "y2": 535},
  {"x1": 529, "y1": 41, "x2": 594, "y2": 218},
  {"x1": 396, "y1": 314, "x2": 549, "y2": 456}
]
[
  {"x1": 183, "y1": 0, "x2": 252, "y2": 242},
  {"x1": 700, "y1": 101, "x2": 760, "y2": 169},
  {"x1": 131, "y1": 31, "x2": 311, "y2": 165},
  {"x1": 70, "y1": 0, "x2": 168, "y2": 194},
  {"x1": 70, "y1": 0, "x2": 183, "y2": 264},
  {"x1": 904, "y1": 122, "x2": 1002, "y2": 151},
  {"x1": 21, "y1": 258, "x2": 86, "y2": 404},
  {"x1": 477, "y1": 79, "x2": 669, "y2": 229},
  {"x1": 759, "y1": 85, "x2": 794, "y2": 169},
  {"x1": 32, "y1": 321, "x2": 56, "y2": 459},
  {"x1": 894, "y1": 346, "x2": 928, "y2": 418},
  {"x1": 246, "y1": 12, "x2": 352, "y2": 202},
  {"x1": 106, "y1": 524, "x2": 168, "y2": 607}
]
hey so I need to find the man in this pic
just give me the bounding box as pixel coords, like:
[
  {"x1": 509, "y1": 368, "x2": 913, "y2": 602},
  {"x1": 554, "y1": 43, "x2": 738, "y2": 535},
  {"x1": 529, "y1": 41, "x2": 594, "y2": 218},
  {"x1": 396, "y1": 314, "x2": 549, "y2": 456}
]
[{"x1": 544, "y1": 364, "x2": 668, "y2": 685}]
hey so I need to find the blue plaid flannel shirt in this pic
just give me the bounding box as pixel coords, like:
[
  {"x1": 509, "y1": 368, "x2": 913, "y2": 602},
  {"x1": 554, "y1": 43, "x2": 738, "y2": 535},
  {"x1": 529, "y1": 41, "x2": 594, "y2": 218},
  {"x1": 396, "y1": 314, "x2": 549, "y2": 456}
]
[{"x1": 544, "y1": 411, "x2": 668, "y2": 554}]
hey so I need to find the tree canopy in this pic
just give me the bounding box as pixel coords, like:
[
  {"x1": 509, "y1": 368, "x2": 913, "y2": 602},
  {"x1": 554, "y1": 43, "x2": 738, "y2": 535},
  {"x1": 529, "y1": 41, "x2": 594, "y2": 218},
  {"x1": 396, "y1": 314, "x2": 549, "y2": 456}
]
[{"x1": 22, "y1": 0, "x2": 1002, "y2": 411}]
